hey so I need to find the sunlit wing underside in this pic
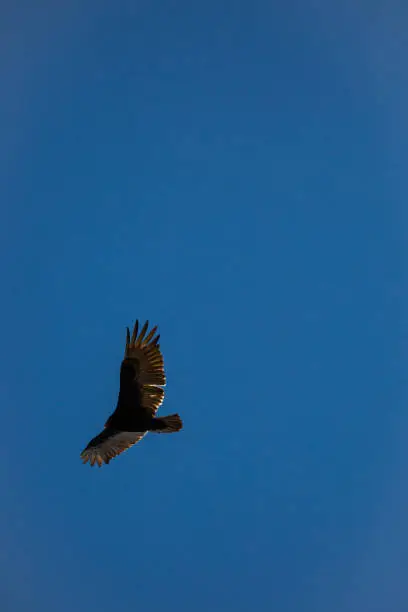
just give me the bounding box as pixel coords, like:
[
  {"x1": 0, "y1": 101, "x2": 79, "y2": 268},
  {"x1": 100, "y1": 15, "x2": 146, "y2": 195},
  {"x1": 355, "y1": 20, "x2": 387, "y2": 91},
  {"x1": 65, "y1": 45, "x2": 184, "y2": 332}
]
[
  {"x1": 81, "y1": 430, "x2": 147, "y2": 467},
  {"x1": 124, "y1": 320, "x2": 166, "y2": 416}
]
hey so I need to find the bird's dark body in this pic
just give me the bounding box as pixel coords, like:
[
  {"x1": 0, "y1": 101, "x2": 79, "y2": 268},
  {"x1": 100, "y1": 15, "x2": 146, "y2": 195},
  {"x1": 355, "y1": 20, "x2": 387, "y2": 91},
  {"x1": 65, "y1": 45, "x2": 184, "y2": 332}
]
[{"x1": 104, "y1": 360, "x2": 153, "y2": 431}]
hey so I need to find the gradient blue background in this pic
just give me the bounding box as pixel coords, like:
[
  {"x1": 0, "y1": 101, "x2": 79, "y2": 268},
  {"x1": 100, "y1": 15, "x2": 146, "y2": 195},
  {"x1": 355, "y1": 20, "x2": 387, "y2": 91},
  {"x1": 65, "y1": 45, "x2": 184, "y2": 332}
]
[{"x1": 1, "y1": 2, "x2": 407, "y2": 611}]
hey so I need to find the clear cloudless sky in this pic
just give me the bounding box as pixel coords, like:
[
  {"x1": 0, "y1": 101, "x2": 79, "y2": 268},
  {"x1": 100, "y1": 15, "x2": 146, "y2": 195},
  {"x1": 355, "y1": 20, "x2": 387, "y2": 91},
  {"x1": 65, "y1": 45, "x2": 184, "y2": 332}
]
[{"x1": 1, "y1": 2, "x2": 408, "y2": 611}]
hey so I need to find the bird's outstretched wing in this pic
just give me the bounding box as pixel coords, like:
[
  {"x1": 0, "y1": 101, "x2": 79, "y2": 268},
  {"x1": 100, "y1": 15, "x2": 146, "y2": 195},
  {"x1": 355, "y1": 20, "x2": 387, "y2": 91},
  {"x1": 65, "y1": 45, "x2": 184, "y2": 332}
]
[
  {"x1": 116, "y1": 320, "x2": 166, "y2": 417},
  {"x1": 80, "y1": 429, "x2": 146, "y2": 466}
]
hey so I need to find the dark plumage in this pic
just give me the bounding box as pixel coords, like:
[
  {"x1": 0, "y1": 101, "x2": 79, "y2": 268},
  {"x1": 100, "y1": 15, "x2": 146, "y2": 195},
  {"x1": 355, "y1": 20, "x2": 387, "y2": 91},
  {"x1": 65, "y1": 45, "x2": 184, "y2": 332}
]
[{"x1": 81, "y1": 319, "x2": 183, "y2": 467}]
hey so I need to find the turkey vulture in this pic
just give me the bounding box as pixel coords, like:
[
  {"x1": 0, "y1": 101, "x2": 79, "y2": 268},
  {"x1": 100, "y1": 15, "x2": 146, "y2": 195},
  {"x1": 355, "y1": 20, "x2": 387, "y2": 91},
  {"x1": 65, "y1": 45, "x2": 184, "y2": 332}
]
[{"x1": 81, "y1": 319, "x2": 182, "y2": 467}]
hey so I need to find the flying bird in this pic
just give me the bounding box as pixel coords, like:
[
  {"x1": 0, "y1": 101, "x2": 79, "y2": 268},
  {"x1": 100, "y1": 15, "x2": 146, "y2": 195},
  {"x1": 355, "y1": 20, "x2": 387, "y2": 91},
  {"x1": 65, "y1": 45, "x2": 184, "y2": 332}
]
[{"x1": 81, "y1": 319, "x2": 182, "y2": 467}]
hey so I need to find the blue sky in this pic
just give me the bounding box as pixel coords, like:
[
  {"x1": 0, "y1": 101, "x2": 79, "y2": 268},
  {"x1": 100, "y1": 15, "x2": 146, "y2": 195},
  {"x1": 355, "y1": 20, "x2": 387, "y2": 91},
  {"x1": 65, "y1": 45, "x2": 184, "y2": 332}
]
[{"x1": 1, "y1": 2, "x2": 407, "y2": 611}]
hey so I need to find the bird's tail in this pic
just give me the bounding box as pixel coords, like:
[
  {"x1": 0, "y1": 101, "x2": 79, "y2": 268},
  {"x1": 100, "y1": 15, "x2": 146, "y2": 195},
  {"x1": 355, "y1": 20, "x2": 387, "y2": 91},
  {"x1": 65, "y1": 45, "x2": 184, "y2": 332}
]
[{"x1": 150, "y1": 414, "x2": 183, "y2": 433}]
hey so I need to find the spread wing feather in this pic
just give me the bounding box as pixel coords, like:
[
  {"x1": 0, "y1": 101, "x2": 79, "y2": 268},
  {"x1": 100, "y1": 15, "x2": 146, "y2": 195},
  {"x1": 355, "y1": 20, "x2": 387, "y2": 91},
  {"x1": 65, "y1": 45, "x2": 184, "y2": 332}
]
[
  {"x1": 81, "y1": 429, "x2": 146, "y2": 466},
  {"x1": 123, "y1": 319, "x2": 166, "y2": 415}
]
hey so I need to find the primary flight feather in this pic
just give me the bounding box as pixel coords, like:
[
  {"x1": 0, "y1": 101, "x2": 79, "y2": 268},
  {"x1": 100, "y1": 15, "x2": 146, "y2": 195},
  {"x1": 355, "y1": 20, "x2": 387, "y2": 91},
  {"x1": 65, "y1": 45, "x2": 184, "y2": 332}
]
[{"x1": 81, "y1": 319, "x2": 183, "y2": 467}]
